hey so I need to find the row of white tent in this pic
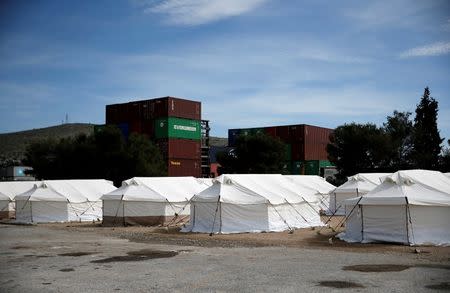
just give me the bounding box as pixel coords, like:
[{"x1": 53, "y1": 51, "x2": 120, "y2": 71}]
[
  {"x1": 0, "y1": 176, "x2": 334, "y2": 231},
  {"x1": 1, "y1": 171, "x2": 449, "y2": 246},
  {"x1": 0, "y1": 180, "x2": 117, "y2": 222}
]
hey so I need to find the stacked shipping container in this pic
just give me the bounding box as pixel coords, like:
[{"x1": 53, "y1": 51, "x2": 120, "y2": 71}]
[
  {"x1": 228, "y1": 124, "x2": 334, "y2": 176},
  {"x1": 106, "y1": 97, "x2": 202, "y2": 177}
]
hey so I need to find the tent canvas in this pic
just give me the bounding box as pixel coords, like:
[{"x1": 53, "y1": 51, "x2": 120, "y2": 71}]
[
  {"x1": 15, "y1": 179, "x2": 115, "y2": 223},
  {"x1": 330, "y1": 173, "x2": 390, "y2": 215},
  {"x1": 0, "y1": 181, "x2": 38, "y2": 219},
  {"x1": 285, "y1": 175, "x2": 335, "y2": 213},
  {"x1": 102, "y1": 177, "x2": 209, "y2": 226},
  {"x1": 339, "y1": 170, "x2": 450, "y2": 246},
  {"x1": 183, "y1": 174, "x2": 323, "y2": 234},
  {"x1": 0, "y1": 191, "x2": 11, "y2": 219}
]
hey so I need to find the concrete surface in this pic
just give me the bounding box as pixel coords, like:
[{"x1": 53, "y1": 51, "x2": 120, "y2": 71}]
[{"x1": 0, "y1": 224, "x2": 449, "y2": 292}]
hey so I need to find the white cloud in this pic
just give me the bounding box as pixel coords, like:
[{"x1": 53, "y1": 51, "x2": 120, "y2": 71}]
[
  {"x1": 143, "y1": 0, "x2": 267, "y2": 25},
  {"x1": 400, "y1": 42, "x2": 450, "y2": 58}
]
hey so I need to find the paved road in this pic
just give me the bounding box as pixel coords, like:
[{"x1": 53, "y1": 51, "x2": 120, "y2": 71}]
[{"x1": 0, "y1": 224, "x2": 449, "y2": 292}]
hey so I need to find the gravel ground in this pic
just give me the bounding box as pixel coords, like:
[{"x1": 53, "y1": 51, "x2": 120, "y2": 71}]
[{"x1": 0, "y1": 222, "x2": 449, "y2": 293}]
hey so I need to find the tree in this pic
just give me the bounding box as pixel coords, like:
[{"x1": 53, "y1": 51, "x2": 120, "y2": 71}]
[
  {"x1": 383, "y1": 111, "x2": 413, "y2": 170},
  {"x1": 217, "y1": 133, "x2": 286, "y2": 174},
  {"x1": 327, "y1": 123, "x2": 390, "y2": 183},
  {"x1": 24, "y1": 125, "x2": 166, "y2": 185},
  {"x1": 410, "y1": 87, "x2": 443, "y2": 169},
  {"x1": 126, "y1": 133, "x2": 167, "y2": 177},
  {"x1": 440, "y1": 139, "x2": 450, "y2": 172}
]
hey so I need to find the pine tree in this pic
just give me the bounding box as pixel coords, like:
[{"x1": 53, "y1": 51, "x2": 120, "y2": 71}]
[{"x1": 411, "y1": 87, "x2": 443, "y2": 169}]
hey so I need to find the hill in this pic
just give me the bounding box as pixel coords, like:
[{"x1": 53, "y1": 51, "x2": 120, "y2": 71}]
[
  {"x1": 0, "y1": 123, "x2": 95, "y2": 165},
  {"x1": 0, "y1": 123, "x2": 228, "y2": 165}
]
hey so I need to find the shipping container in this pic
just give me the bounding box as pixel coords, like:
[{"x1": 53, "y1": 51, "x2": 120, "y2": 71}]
[
  {"x1": 157, "y1": 138, "x2": 201, "y2": 159},
  {"x1": 117, "y1": 123, "x2": 129, "y2": 139},
  {"x1": 128, "y1": 120, "x2": 142, "y2": 135},
  {"x1": 304, "y1": 142, "x2": 329, "y2": 161},
  {"x1": 282, "y1": 161, "x2": 291, "y2": 175},
  {"x1": 276, "y1": 126, "x2": 290, "y2": 141},
  {"x1": 289, "y1": 125, "x2": 304, "y2": 141},
  {"x1": 304, "y1": 160, "x2": 320, "y2": 175},
  {"x1": 291, "y1": 161, "x2": 303, "y2": 175},
  {"x1": 228, "y1": 129, "x2": 240, "y2": 146},
  {"x1": 291, "y1": 142, "x2": 304, "y2": 161},
  {"x1": 153, "y1": 97, "x2": 201, "y2": 120},
  {"x1": 264, "y1": 127, "x2": 277, "y2": 138},
  {"x1": 141, "y1": 120, "x2": 155, "y2": 138},
  {"x1": 155, "y1": 117, "x2": 201, "y2": 140},
  {"x1": 167, "y1": 158, "x2": 201, "y2": 177},
  {"x1": 285, "y1": 144, "x2": 292, "y2": 161}
]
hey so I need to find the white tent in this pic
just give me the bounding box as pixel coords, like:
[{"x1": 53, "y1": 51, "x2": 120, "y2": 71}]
[
  {"x1": 102, "y1": 177, "x2": 209, "y2": 226},
  {"x1": 339, "y1": 170, "x2": 450, "y2": 246},
  {"x1": 445, "y1": 172, "x2": 450, "y2": 179},
  {"x1": 285, "y1": 175, "x2": 335, "y2": 213},
  {"x1": 330, "y1": 173, "x2": 390, "y2": 215},
  {"x1": 0, "y1": 191, "x2": 11, "y2": 219},
  {"x1": 197, "y1": 178, "x2": 214, "y2": 187},
  {"x1": 0, "y1": 181, "x2": 37, "y2": 219},
  {"x1": 183, "y1": 174, "x2": 322, "y2": 234},
  {"x1": 15, "y1": 179, "x2": 115, "y2": 223}
]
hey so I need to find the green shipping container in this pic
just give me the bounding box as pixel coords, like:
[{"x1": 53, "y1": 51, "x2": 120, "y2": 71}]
[
  {"x1": 155, "y1": 117, "x2": 201, "y2": 140},
  {"x1": 285, "y1": 144, "x2": 292, "y2": 161},
  {"x1": 319, "y1": 160, "x2": 334, "y2": 168},
  {"x1": 304, "y1": 160, "x2": 320, "y2": 175},
  {"x1": 291, "y1": 161, "x2": 302, "y2": 174}
]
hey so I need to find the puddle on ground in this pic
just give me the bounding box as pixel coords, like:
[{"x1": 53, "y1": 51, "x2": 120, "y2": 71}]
[
  {"x1": 425, "y1": 282, "x2": 450, "y2": 290},
  {"x1": 24, "y1": 254, "x2": 54, "y2": 258},
  {"x1": 343, "y1": 264, "x2": 411, "y2": 272},
  {"x1": 343, "y1": 264, "x2": 450, "y2": 273},
  {"x1": 317, "y1": 281, "x2": 364, "y2": 289},
  {"x1": 58, "y1": 252, "x2": 94, "y2": 257},
  {"x1": 59, "y1": 268, "x2": 75, "y2": 272},
  {"x1": 10, "y1": 246, "x2": 30, "y2": 250},
  {"x1": 91, "y1": 249, "x2": 179, "y2": 263}
]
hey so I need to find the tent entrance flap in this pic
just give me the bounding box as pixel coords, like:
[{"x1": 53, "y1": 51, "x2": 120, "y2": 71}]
[{"x1": 361, "y1": 205, "x2": 409, "y2": 244}]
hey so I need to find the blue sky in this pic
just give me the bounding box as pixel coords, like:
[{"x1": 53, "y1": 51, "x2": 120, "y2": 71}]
[{"x1": 1, "y1": 0, "x2": 449, "y2": 142}]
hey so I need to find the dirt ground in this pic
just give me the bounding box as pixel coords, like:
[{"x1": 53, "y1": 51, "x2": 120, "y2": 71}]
[
  {"x1": 39, "y1": 216, "x2": 450, "y2": 263},
  {"x1": 1, "y1": 218, "x2": 450, "y2": 292}
]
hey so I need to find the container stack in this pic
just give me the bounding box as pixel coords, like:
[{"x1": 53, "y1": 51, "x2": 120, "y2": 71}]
[
  {"x1": 228, "y1": 124, "x2": 334, "y2": 176},
  {"x1": 106, "y1": 97, "x2": 202, "y2": 177}
]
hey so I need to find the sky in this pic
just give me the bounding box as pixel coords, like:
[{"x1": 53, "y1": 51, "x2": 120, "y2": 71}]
[{"x1": 0, "y1": 0, "x2": 449, "y2": 142}]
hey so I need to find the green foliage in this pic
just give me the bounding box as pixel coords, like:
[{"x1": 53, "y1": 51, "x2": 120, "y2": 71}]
[
  {"x1": 217, "y1": 133, "x2": 286, "y2": 174},
  {"x1": 410, "y1": 87, "x2": 443, "y2": 169},
  {"x1": 440, "y1": 139, "x2": 450, "y2": 172},
  {"x1": 327, "y1": 86, "x2": 447, "y2": 179},
  {"x1": 383, "y1": 111, "x2": 414, "y2": 170},
  {"x1": 23, "y1": 125, "x2": 166, "y2": 186},
  {"x1": 327, "y1": 123, "x2": 390, "y2": 182}
]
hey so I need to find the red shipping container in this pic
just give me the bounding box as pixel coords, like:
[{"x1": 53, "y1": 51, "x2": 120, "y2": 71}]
[
  {"x1": 291, "y1": 142, "x2": 305, "y2": 161},
  {"x1": 141, "y1": 120, "x2": 155, "y2": 138},
  {"x1": 264, "y1": 127, "x2": 277, "y2": 138},
  {"x1": 304, "y1": 142, "x2": 330, "y2": 160},
  {"x1": 128, "y1": 120, "x2": 142, "y2": 135},
  {"x1": 289, "y1": 125, "x2": 304, "y2": 141},
  {"x1": 153, "y1": 97, "x2": 201, "y2": 120},
  {"x1": 167, "y1": 158, "x2": 201, "y2": 177},
  {"x1": 304, "y1": 125, "x2": 333, "y2": 144},
  {"x1": 276, "y1": 126, "x2": 290, "y2": 141},
  {"x1": 157, "y1": 139, "x2": 201, "y2": 159}
]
